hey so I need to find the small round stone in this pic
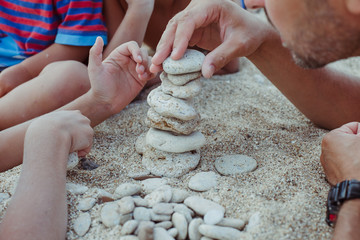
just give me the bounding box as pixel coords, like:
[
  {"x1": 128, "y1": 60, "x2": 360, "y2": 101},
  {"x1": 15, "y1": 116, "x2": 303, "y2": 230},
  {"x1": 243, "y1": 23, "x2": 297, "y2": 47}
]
[
  {"x1": 172, "y1": 212, "x2": 188, "y2": 240},
  {"x1": 142, "y1": 146, "x2": 200, "y2": 177},
  {"x1": 117, "y1": 196, "x2": 135, "y2": 214},
  {"x1": 163, "y1": 49, "x2": 205, "y2": 74},
  {"x1": 184, "y1": 196, "x2": 225, "y2": 216},
  {"x1": 166, "y1": 71, "x2": 202, "y2": 86},
  {"x1": 121, "y1": 220, "x2": 139, "y2": 235},
  {"x1": 188, "y1": 218, "x2": 204, "y2": 240},
  {"x1": 113, "y1": 183, "x2": 141, "y2": 199},
  {"x1": 135, "y1": 133, "x2": 147, "y2": 154},
  {"x1": 198, "y1": 224, "x2": 243, "y2": 240},
  {"x1": 204, "y1": 209, "x2": 224, "y2": 225},
  {"x1": 73, "y1": 212, "x2": 91, "y2": 236},
  {"x1": 170, "y1": 189, "x2": 190, "y2": 203},
  {"x1": 101, "y1": 202, "x2": 120, "y2": 227},
  {"x1": 144, "y1": 185, "x2": 173, "y2": 207},
  {"x1": 77, "y1": 197, "x2": 96, "y2": 211},
  {"x1": 66, "y1": 183, "x2": 88, "y2": 195},
  {"x1": 153, "y1": 227, "x2": 175, "y2": 240},
  {"x1": 188, "y1": 171, "x2": 217, "y2": 192},
  {"x1": 140, "y1": 178, "x2": 168, "y2": 194},
  {"x1": 133, "y1": 207, "x2": 151, "y2": 221},
  {"x1": 217, "y1": 218, "x2": 246, "y2": 230},
  {"x1": 146, "y1": 128, "x2": 206, "y2": 153},
  {"x1": 215, "y1": 154, "x2": 257, "y2": 175},
  {"x1": 67, "y1": 152, "x2": 79, "y2": 169},
  {"x1": 153, "y1": 203, "x2": 174, "y2": 215},
  {"x1": 147, "y1": 87, "x2": 198, "y2": 121}
]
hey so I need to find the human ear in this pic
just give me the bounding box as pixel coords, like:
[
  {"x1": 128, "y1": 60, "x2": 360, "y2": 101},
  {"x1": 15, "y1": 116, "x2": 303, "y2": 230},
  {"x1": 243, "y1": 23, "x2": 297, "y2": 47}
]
[{"x1": 345, "y1": 0, "x2": 360, "y2": 14}]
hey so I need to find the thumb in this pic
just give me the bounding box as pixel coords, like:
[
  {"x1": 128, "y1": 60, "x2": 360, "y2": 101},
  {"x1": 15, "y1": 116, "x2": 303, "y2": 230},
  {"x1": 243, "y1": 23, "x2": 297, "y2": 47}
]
[
  {"x1": 88, "y1": 37, "x2": 104, "y2": 73},
  {"x1": 202, "y1": 39, "x2": 241, "y2": 78}
]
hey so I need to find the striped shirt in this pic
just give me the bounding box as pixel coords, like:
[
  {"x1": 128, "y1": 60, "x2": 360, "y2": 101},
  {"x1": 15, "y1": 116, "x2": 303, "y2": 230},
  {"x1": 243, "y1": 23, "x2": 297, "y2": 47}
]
[{"x1": 0, "y1": 0, "x2": 108, "y2": 67}]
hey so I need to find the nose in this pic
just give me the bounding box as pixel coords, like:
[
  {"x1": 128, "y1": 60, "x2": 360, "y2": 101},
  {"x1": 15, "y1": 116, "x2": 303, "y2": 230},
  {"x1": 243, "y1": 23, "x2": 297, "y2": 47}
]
[{"x1": 244, "y1": 0, "x2": 265, "y2": 9}]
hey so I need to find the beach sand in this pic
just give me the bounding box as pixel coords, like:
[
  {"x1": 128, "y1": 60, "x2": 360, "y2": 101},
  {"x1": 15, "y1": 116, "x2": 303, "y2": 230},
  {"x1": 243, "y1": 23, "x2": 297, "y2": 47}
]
[{"x1": 2, "y1": 13, "x2": 360, "y2": 240}]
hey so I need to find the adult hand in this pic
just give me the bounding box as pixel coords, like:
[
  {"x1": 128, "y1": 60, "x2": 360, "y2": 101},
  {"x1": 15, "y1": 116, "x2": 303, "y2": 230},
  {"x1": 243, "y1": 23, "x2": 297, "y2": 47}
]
[
  {"x1": 320, "y1": 122, "x2": 360, "y2": 185},
  {"x1": 150, "y1": 0, "x2": 273, "y2": 78},
  {"x1": 26, "y1": 110, "x2": 94, "y2": 157}
]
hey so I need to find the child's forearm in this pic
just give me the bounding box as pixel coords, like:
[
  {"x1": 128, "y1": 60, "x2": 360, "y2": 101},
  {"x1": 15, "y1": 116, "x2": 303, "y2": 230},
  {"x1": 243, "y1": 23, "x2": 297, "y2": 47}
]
[{"x1": 103, "y1": 1, "x2": 154, "y2": 58}]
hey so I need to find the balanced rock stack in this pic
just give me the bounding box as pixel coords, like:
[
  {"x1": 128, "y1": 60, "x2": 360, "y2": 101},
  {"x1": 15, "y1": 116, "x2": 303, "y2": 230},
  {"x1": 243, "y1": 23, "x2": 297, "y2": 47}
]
[{"x1": 139, "y1": 49, "x2": 206, "y2": 177}]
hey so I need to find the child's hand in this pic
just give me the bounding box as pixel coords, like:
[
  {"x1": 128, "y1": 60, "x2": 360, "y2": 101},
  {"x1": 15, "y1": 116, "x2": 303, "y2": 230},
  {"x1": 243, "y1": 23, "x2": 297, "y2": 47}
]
[
  {"x1": 26, "y1": 110, "x2": 94, "y2": 157},
  {"x1": 88, "y1": 37, "x2": 155, "y2": 114}
]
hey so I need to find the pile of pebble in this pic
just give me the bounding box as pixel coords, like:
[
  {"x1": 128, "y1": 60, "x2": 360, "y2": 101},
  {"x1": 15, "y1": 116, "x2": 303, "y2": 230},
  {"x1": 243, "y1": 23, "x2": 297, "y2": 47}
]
[
  {"x1": 71, "y1": 180, "x2": 248, "y2": 240},
  {"x1": 136, "y1": 49, "x2": 207, "y2": 177}
]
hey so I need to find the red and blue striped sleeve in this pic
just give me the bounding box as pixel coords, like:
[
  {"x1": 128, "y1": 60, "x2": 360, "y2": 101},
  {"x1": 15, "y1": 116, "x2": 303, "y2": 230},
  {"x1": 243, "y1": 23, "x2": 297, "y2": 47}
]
[{"x1": 55, "y1": 0, "x2": 107, "y2": 46}]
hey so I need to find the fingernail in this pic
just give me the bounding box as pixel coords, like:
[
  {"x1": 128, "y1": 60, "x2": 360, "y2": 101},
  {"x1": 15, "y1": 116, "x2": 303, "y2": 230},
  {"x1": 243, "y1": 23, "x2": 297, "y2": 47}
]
[
  {"x1": 139, "y1": 65, "x2": 145, "y2": 72},
  {"x1": 171, "y1": 48, "x2": 177, "y2": 58},
  {"x1": 137, "y1": 55, "x2": 142, "y2": 62}
]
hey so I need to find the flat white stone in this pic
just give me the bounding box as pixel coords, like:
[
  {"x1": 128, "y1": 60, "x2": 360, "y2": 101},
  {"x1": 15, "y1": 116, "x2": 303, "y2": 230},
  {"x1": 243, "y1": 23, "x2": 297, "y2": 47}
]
[
  {"x1": 142, "y1": 146, "x2": 200, "y2": 177},
  {"x1": 166, "y1": 71, "x2": 202, "y2": 86},
  {"x1": 120, "y1": 213, "x2": 133, "y2": 225},
  {"x1": 73, "y1": 212, "x2": 91, "y2": 236},
  {"x1": 147, "y1": 87, "x2": 198, "y2": 121},
  {"x1": 168, "y1": 228, "x2": 178, "y2": 238},
  {"x1": 204, "y1": 209, "x2": 224, "y2": 225},
  {"x1": 121, "y1": 220, "x2": 139, "y2": 236},
  {"x1": 146, "y1": 128, "x2": 206, "y2": 153},
  {"x1": 198, "y1": 224, "x2": 243, "y2": 240},
  {"x1": 155, "y1": 221, "x2": 173, "y2": 229},
  {"x1": 188, "y1": 172, "x2": 217, "y2": 192},
  {"x1": 119, "y1": 236, "x2": 139, "y2": 240},
  {"x1": 170, "y1": 189, "x2": 190, "y2": 203},
  {"x1": 67, "y1": 152, "x2": 79, "y2": 169},
  {"x1": 153, "y1": 203, "x2": 174, "y2": 215},
  {"x1": 215, "y1": 154, "x2": 257, "y2": 175},
  {"x1": 136, "y1": 221, "x2": 155, "y2": 238},
  {"x1": 145, "y1": 185, "x2": 173, "y2": 207},
  {"x1": 133, "y1": 207, "x2": 151, "y2": 221},
  {"x1": 172, "y1": 212, "x2": 188, "y2": 240},
  {"x1": 66, "y1": 183, "x2": 88, "y2": 195},
  {"x1": 101, "y1": 202, "x2": 120, "y2": 227},
  {"x1": 217, "y1": 218, "x2": 246, "y2": 230},
  {"x1": 117, "y1": 196, "x2": 135, "y2": 214},
  {"x1": 114, "y1": 183, "x2": 141, "y2": 199},
  {"x1": 154, "y1": 227, "x2": 175, "y2": 240},
  {"x1": 184, "y1": 196, "x2": 225, "y2": 216},
  {"x1": 146, "y1": 107, "x2": 200, "y2": 135},
  {"x1": 173, "y1": 204, "x2": 194, "y2": 223},
  {"x1": 151, "y1": 210, "x2": 172, "y2": 222},
  {"x1": 77, "y1": 197, "x2": 96, "y2": 211},
  {"x1": 135, "y1": 133, "x2": 147, "y2": 154},
  {"x1": 133, "y1": 196, "x2": 149, "y2": 207},
  {"x1": 161, "y1": 74, "x2": 202, "y2": 99},
  {"x1": 163, "y1": 49, "x2": 205, "y2": 74},
  {"x1": 141, "y1": 178, "x2": 168, "y2": 194},
  {"x1": 188, "y1": 218, "x2": 204, "y2": 240}
]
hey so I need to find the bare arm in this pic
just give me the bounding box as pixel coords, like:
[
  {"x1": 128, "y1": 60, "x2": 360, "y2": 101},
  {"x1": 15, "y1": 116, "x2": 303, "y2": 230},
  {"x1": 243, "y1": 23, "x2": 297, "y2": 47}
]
[
  {"x1": 103, "y1": 0, "x2": 154, "y2": 57},
  {"x1": 333, "y1": 200, "x2": 360, "y2": 240},
  {"x1": 0, "y1": 43, "x2": 89, "y2": 96}
]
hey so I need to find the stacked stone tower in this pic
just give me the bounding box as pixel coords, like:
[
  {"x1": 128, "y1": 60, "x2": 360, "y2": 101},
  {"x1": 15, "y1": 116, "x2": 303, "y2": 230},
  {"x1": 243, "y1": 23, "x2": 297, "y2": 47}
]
[{"x1": 139, "y1": 49, "x2": 206, "y2": 177}]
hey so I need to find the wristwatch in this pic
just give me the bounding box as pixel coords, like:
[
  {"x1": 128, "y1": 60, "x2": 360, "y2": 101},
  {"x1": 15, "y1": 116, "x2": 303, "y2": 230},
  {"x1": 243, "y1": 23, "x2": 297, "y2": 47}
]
[{"x1": 326, "y1": 179, "x2": 360, "y2": 227}]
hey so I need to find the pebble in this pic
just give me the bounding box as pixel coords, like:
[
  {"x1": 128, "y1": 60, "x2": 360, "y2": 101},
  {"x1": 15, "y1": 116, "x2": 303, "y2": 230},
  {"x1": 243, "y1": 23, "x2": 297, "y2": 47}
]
[
  {"x1": 145, "y1": 185, "x2": 173, "y2": 207},
  {"x1": 80, "y1": 158, "x2": 99, "y2": 170},
  {"x1": 151, "y1": 210, "x2": 172, "y2": 222},
  {"x1": 140, "y1": 178, "x2": 168, "y2": 193},
  {"x1": 153, "y1": 203, "x2": 174, "y2": 215},
  {"x1": 77, "y1": 197, "x2": 96, "y2": 211},
  {"x1": 172, "y1": 212, "x2": 188, "y2": 240},
  {"x1": 204, "y1": 209, "x2": 224, "y2": 225},
  {"x1": 162, "y1": 49, "x2": 205, "y2": 74},
  {"x1": 161, "y1": 75, "x2": 202, "y2": 99},
  {"x1": 114, "y1": 183, "x2": 141, "y2": 199},
  {"x1": 147, "y1": 87, "x2": 198, "y2": 121},
  {"x1": 142, "y1": 146, "x2": 200, "y2": 177},
  {"x1": 73, "y1": 212, "x2": 91, "y2": 236},
  {"x1": 184, "y1": 196, "x2": 225, "y2": 216},
  {"x1": 67, "y1": 152, "x2": 79, "y2": 169},
  {"x1": 133, "y1": 207, "x2": 151, "y2": 221},
  {"x1": 146, "y1": 107, "x2": 200, "y2": 135},
  {"x1": 217, "y1": 218, "x2": 246, "y2": 230},
  {"x1": 168, "y1": 228, "x2": 178, "y2": 238},
  {"x1": 153, "y1": 227, "x2": 175, "y2": 240},
  {"x1": 0, "y1": 193, "x2": 10, "y2": 203},
  {"x1": 215, "y1": 154, "x2": 257, "y2": 175},
  {"x1": 146, "y1": 128, "x2": 206, "y2": 153},
  {"x1": 101, "y1": 202, "x2": 120, "y2": 227},
  {"x1": 246, "y1": 211, "x2": 261, "y2": 231},
  {"x1": 173, "y1": 204, "x2": 194, "y2": 223},
  {"x1": 118, "y1": 196, "x2": 135, "y2": 214},
  {"x1": 170, "y1": 189, "x2": 190, "y2": 203},
  {"x1": 188, "y1": 172, "x2": 217, "y2": 192},
  {"x1": 120, "y1": 236, "x2": 139, "y2": 240},
  {"x1": 166, "y1": 71, "x2": 202, "y2": 86},
  {"x1": 133, "y1": 196, "x2": 149, "y2": 207},
  {"x1": 120, "y1": 213, "x2": 133, "y2": 225},
  {"x1": 198, "y1": 224, "x2": 243, "y2": 240},
  {"x1": 66, "y1": 183, "x2": 89, "y2": 195},
  {"x1": 121, "y1": 220, "x2": 139, "y2": 235},
  {"x1": 155, "y1": 221, "x2": 173, "y2": 229},
  {"x1": 188, "y1": 218, "x2": 204, "y2": 240}
]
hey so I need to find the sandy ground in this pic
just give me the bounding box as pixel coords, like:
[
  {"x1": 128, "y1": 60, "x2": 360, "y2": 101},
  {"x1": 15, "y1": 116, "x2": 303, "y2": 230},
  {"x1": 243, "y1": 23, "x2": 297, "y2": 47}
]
[
  {"x1": 3, "y1": 11, "x2": 360, "y2": 239},
  {"x1": 3, "y1": 55, "x2": 360, "y2": 239}
]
